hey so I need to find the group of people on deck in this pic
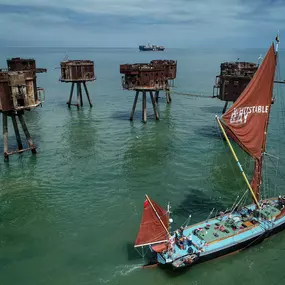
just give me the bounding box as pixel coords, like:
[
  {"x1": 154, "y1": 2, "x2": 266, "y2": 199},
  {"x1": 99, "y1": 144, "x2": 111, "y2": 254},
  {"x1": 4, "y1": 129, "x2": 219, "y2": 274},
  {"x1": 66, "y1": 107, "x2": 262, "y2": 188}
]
[
  {"x1": 173, "y1": 227, "x2": 192, "y2": 250},
  {"x1": 166, "y1": 227, "x2": 193, "y2": 259}
]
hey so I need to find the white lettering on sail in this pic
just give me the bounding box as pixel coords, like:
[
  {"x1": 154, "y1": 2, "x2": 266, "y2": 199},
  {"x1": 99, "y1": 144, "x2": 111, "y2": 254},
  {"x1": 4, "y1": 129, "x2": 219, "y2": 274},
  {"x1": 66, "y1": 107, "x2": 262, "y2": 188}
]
[{"x1": 229, "y1": 106, "x2": 269, "y2": 124}]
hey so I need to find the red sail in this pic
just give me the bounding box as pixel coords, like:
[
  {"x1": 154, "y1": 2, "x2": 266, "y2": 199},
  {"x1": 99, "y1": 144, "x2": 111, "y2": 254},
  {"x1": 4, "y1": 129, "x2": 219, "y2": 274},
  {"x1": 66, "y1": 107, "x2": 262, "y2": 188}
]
[
  {"x1": 221, "y1": 44, "x2": 277, "y2": 200},
  {"x1": 221, "y1": 44, "x2": 276, "y2": 158},
  {"x1": 135, "y1": 198, "x2": 169, "y2": 247}
]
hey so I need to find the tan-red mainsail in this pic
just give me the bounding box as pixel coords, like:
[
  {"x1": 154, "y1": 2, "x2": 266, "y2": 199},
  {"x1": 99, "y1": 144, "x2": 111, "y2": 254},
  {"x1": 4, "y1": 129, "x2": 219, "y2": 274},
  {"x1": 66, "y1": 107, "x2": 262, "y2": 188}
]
[
  {"x1": 221, "y1": 44, "x2": 277, "y2": 200},
  {"x1": 135, "y1": 198, "x2": 169, "y2": 247}
]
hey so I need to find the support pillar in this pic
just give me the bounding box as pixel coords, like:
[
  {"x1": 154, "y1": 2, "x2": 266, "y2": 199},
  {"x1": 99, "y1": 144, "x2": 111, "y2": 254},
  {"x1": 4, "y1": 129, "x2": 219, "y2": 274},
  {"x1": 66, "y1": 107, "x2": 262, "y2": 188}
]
[
  {"x1": 67, "y1": 82, "x2": 75, "y2": 108},
  {"x1": 1, "y1": 111, "x2": 38, "y2": 161},
  {"x1": 11, "y1": 114, "x2": 23, "y2": 150},
  {"x1": 150, "y1": 91, "x2": 159, "y2": 120},
  {"x1": 18, "y1": 112, "x2": 36, "y2": 154},
  {"x1": 76, "y1": 83, "x2": 81, "y2": 108},
  {"x1": 67, "y1": 82, "x2": 93, "y2": 108},
  {"x1": 83, "y1": 82, "x2": 93, "y2": 107},
  {"x1": 130, "y1": 90, "x2": 160, "y2": 123},
  {"x1": 3, "y1": 113, "x2": 8, "y2": 161},
  {"x1": 165, "y1": 90, "x2": 170, "y2": 104},
  {"x1": 155, "y1": 88, "x2": 172, "y2": 104},
  {"x1": 222, "y1": 101, "x2": 229, "y2": 114},
  {"x1": 168, "y1": 89, "x2": 172, "y2": 103},
  {"x1": 130, "y1": 91, "x2": 139, "y2": 121},
  {"x1": 165, "y1": 88, "x2": 171, "y2": 104},
  {"x1": 78, "y1": 82, "x2": 83, "y2": 107},
  {"x1": 142, "y1": 91, "x2": 147, "y2": 123},
  {"x1": 155, "y1": 91, "x2": 159, "y2": 103}
]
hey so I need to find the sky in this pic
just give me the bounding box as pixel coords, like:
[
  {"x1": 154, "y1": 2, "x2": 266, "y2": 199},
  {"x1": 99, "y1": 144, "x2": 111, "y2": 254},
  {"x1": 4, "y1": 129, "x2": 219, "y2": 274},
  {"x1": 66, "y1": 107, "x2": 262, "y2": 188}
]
[{"x1": 0, "y1": 0, "x2": 284, "y2": 48}]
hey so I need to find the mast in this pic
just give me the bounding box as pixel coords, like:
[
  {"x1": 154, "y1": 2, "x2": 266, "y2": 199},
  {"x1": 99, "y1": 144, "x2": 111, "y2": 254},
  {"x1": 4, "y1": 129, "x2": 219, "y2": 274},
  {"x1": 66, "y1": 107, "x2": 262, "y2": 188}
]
[
  {"x1": 254, "y1": 36, "x2": 279, "y2": 200},
  {"x1": 216, "y1": 116, "x2": 260, "y2": 208},
  {"x1": 145, "y1": 194, "x2": 170, "y2": 238}
]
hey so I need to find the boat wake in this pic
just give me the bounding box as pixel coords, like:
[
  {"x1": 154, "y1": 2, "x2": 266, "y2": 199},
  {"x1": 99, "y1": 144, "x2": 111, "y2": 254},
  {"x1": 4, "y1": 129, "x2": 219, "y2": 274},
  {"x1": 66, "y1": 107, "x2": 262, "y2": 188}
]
[
  {"x1": 114, "y1": 263, "x2": 143, "y2": 277},
  {"x1": 98, "y1": 264, "x2": 143, "y2": 284}
]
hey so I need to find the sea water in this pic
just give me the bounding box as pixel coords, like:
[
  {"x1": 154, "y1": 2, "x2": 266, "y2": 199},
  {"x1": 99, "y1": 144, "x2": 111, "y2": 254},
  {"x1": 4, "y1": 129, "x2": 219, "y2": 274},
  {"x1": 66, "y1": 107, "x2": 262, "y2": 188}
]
[{"x1": 0, "y1": 47, "x2": 285, "y2": 284}]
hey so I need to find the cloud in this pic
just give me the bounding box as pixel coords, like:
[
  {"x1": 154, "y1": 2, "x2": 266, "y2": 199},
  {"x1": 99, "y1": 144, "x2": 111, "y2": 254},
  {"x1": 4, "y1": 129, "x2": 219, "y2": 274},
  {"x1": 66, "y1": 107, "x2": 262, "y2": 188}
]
[{"x1": 0, "y1": 0, "x2": 284, "y2": 47}]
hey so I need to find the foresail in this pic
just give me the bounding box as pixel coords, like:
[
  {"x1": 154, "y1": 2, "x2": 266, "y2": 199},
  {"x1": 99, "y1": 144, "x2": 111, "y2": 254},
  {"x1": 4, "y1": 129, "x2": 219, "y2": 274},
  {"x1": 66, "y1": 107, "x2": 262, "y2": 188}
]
[
  {"x1": 135, "y1": 198, "x2": 169, "y2": 247},
  {"x1": 221, "y1": 44, "x2": 276, "y2": 159}
]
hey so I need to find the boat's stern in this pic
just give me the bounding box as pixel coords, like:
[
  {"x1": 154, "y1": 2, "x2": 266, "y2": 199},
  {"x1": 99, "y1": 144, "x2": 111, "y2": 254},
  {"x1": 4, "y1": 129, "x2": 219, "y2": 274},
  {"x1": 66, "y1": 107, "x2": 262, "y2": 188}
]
[{"x1": 149, "y1": 243, "x2": 171, "y2": 265}]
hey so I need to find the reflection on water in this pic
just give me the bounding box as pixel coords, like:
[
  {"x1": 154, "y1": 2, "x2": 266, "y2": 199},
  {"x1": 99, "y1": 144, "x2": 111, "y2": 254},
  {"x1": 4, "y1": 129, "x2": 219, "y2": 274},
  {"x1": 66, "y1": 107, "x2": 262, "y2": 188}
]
[
  {"x1": 194, "y1": 124, "x2": 221, "y2": 139},
  {"x1": 122, "y1": 103, "x2": 175, "y2": 176},
  {"x1": 62, "y1": 108, "x2": 98, "y2": 157}
]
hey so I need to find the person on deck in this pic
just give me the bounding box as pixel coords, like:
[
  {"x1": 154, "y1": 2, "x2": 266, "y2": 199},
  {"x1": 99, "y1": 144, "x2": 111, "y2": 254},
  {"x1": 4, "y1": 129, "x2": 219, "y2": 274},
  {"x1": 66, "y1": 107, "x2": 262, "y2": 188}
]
[
  {"x1": 168, "y1": 236, "x2": 175, "y2": 250},
  {"x1": 187, "y1": 234, "x2": 193, "y2": 246},
  {"x1": 175, "y1": 230, "x2": 179, "y2": 240},
  {"x1": 182, "y1": 235, "x2": 187, "y2": 247},
  {"x1": 179, "y1": 226, "x2": 184, "y2": 236},
  {"x1": 178, "y1": 237, "x2": 184, "y2": 249}
]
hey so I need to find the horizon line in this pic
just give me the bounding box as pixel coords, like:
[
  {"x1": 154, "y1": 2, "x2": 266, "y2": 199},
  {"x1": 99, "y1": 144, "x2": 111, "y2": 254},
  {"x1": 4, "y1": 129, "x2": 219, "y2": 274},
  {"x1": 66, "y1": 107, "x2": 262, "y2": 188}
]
[{"x1": 0, "y1": 46, "x2": 281, "y2": 50}]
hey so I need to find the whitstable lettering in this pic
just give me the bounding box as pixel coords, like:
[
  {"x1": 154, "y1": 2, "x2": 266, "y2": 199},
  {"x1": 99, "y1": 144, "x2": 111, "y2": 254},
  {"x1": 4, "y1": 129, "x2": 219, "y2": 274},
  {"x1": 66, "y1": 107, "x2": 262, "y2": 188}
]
[{"x1": 230, "y1": 106, "x2": 269, "y2": 124}]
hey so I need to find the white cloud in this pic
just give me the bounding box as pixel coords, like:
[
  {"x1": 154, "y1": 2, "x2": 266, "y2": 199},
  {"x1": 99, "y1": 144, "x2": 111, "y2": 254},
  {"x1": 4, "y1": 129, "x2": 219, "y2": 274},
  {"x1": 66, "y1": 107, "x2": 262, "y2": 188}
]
[
  {"x1": 0, "y1": 0, "x2": 247, "y2": 18},
  {"x1": 0, "y1": 0, "x2": 284, "y2": 47}
]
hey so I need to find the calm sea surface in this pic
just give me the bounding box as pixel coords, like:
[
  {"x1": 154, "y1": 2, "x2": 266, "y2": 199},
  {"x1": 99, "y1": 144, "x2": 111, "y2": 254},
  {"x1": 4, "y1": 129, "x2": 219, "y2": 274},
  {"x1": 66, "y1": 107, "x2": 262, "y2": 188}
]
[{"x1": 0, "y1": 47, "x2": 285, "y2": 285}]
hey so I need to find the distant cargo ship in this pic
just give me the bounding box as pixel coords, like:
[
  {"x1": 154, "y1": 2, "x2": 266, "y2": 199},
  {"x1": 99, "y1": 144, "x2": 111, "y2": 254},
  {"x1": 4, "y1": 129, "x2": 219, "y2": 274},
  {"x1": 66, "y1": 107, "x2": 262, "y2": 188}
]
[{"x1": 139, "y1": 43, "x2": 165, "y2": 51}]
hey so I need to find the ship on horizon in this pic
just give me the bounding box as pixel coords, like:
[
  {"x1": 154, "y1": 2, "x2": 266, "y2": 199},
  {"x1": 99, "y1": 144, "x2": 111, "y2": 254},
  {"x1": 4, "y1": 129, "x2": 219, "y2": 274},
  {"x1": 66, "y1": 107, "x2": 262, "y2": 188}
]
[{"x1": 139, "y1": 43, "x2": 165, "y2": 51}]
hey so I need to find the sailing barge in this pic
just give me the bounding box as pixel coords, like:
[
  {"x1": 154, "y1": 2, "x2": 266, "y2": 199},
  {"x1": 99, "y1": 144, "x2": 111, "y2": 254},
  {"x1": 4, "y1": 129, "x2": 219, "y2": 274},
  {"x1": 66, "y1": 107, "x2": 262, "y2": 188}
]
[{"x1": 135, "y1": 39, "x2": 285, "y2": 269}]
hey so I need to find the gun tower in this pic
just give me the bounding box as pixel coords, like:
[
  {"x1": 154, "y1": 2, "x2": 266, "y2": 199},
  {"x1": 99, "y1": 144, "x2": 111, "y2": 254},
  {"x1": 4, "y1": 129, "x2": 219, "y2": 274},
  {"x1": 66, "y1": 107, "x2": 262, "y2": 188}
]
[
  {"x1": 0, "y1": 58, "x2": 46, "y2": 161},
  {"x1": 60, "y1": 60, "x2": 95, "y2": 108},
  {"x1": 120, "y1": 60, "x2": 177, "y2": 123},
  {"x1": 213, "y1": 61, "x2": 258, "y2": 113}
]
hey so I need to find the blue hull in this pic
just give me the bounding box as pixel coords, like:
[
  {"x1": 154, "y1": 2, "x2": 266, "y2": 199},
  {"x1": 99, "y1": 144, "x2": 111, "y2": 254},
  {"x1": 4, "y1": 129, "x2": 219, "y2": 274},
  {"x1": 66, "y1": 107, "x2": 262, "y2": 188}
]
[{"x1": 152, "y1": 199, "x2": 285, "y2": 269}]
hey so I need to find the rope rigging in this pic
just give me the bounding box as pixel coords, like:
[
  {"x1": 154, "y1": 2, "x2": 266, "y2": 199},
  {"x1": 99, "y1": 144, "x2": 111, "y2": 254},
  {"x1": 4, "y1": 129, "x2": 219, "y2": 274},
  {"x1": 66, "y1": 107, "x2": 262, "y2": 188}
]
[{"x1": 167, "y1": 90, "x2": 214, "y2": 98}]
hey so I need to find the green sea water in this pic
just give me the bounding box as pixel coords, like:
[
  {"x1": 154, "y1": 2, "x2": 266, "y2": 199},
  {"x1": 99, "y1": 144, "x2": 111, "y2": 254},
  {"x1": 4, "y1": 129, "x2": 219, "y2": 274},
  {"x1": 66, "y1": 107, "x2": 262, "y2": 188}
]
[{"x1": 0, "y1": 47, "x2": 285, "y2": 285}]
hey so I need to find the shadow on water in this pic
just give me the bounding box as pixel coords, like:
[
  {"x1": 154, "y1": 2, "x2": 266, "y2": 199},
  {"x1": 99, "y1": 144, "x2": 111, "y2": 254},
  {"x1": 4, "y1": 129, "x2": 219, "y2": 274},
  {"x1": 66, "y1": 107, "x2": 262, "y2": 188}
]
[
  {"x1": 194, "y1": 125, "x2": 221, "y2": 140},
  {"x1": 111, "y1": 110, "x2": 149, "y2": 121},
  {"x1": 172, "y1": 189, "x2": 226, "y2": 219},
  {"x1": 160, "y1": 264, "x2": 193, "y2": 278},
  {"x1": 200, "y1": 105, "x2": 224, "y2": 114},
  {"x1": 209, "y1": 145, "x2": 254, "y2": 203},
  {"x1": 112, "y1": 110, "x2": 133, "y2": 121},
  {"x1": 126, "y1": 242, "x2": 144, "y2": 261}
]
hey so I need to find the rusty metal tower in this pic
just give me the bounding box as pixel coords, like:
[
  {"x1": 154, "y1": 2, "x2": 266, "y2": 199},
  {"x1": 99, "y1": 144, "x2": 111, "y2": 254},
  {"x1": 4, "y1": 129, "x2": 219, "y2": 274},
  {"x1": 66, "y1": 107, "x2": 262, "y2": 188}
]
[
  {"x1": 120, "y1": 60, "x2": 177, "y2": 123},
  {"x1": 150, "y1": 60, "x2": 177, "y2": 103},
  {"x1": 0, "y1": 58, "x2": 46, "y2": 161},
  {"x1": 60, "y1": 60, "x2": 95, "y2": 108},
  {"x1": 213, "y1": 61, "x2": 258, "y2": 113}
]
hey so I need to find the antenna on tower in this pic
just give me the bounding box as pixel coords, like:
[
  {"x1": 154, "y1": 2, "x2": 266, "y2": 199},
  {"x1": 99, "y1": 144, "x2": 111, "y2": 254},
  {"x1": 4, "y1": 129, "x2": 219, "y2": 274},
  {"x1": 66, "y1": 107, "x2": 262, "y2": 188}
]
[
  {"x1": 257, "y1": 54, "x2": 263, "y2": 66},
  {"x1": 275, "y1": 31, "x2": 280, "y2": 53}
]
